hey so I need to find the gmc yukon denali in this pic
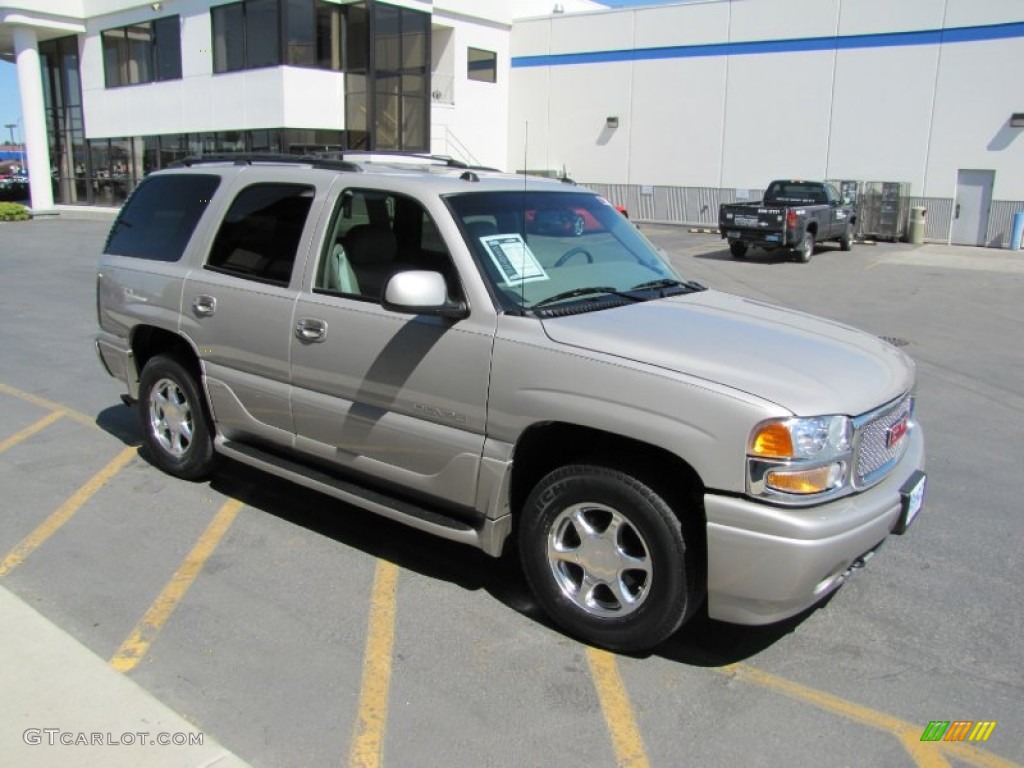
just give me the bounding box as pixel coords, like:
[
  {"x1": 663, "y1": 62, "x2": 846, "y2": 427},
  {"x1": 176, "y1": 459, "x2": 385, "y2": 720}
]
[
  {"x1": 95, "y1": 154, "x2": 925, "y2": 652},
  {"x1": 720, "y1": 180, "x2": 857, "y2": 262}
]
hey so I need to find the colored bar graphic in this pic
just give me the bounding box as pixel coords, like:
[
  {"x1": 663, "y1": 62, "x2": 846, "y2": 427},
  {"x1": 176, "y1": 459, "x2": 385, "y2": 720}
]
[
  {"x1": 920, "y1": 721, "x2": 950, "y2": 741},
  {"x1": 920, "y1": 720, "x2": 998, "y2": 742},
  {"x1": 944, "y1": 721, "x2": 973, "y2": 741},
  {"x1": 969, "y1": 722, "x2": 997, "y2": 742}
]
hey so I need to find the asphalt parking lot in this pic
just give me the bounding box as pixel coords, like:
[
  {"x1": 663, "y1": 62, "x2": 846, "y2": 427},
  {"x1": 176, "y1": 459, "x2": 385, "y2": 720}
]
[{"x1": 1, "y1": 216, "x2": 1022, "y2": 768}]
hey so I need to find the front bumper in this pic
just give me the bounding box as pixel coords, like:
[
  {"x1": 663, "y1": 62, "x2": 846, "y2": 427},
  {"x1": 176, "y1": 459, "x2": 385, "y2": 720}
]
[{"x1": 704, "y1": 425, "x2": 925, "y2": 625}]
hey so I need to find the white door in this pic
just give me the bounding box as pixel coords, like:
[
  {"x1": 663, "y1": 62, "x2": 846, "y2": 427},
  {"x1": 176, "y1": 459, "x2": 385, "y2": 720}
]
[{"x1": 951, "y1": 170, "x2": 994, "y2": 246}]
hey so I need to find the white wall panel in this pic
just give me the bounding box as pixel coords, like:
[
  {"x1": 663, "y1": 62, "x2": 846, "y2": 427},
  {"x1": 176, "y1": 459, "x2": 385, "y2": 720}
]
[
  {"x1": 629, "y1": 57, "x2": 727, "y2": 187},
  {"x1": 826, "y1": 46, "x2": 939, "y2": 188},
  {"x1": 633, "y1": 2, "x2": 730, "y2": 48},
  {"x1": 943, "y1": 0, "x2": 1024, "y2": 28},
  {"x1": 836, "y1": 0, "x2": 945, "y2": 35},
  {"x1": 549, "y1": 11, "x2": 633, "y2": 54},
  {"x1": 720, "y1": 50, "x2": 836, "y2": 188},
  {"x1": 510, "y1": 18, "x2": 550, "y2": 57},
  {"x1": 506, "y1": 67, "x2": 550, "y2": 170},
  {"x1": 925, "y1": 38, "x2": 1024, "y2": 199},
  {"x1": 545, "y1": 61, "x2": 633, "y2": 181},
  {"x1": 728, "y1": 0, "x2": 839, "y2": 42}
]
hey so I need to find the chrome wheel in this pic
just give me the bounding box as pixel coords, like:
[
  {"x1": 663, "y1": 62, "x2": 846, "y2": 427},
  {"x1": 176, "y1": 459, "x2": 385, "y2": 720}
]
[
  {"x1": 547, "y1": 502, "x2": 652, "y2": 618},
  {"x1": 148, "y1": 376, "x2": 194, "y2": 458}
]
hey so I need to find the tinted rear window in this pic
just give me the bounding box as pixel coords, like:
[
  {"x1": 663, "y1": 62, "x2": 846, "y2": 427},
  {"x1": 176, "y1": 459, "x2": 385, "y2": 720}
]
[
  {"x1": 104, "y1": 174, "x2": 220, "y2": 261},
  {"x1": 206, "y1": 183, "x2": 315, "y2": 285}
]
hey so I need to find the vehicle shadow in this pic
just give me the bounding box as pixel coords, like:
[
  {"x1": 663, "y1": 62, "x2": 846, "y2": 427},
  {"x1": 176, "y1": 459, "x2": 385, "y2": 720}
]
[
  {"x1": 692, "y1": 245, "x2": 844, "y2": 264},
  {"x1": 95, "y1": 400, "x2": 809, "y2": 666},
  {"x1": 95, "y1": 403, "x2": 142, "y2": 446},
  {"x1": 650, "y1": 597, "x2": 828, "y2": 667}
]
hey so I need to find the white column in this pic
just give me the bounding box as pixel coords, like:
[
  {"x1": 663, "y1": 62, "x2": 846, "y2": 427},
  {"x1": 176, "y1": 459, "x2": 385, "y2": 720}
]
[{"x1": 13, "y1": 25, "x2": 54, "y2": 211}]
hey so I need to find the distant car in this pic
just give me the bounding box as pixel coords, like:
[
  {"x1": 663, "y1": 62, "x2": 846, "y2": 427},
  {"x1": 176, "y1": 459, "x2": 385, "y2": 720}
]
[
  {"x1": 0, "y1": 174, "x2": 29, "y2": 202},
  {"x1": 526, "y1": 202, "x2": 629, "y2": 236}
]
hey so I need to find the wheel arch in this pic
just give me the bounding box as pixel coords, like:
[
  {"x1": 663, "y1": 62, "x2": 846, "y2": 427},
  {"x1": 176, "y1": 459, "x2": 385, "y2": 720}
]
[
  {"x1": 130, "y1": 325, "x2": 202, "y2": 383},
  {"x1": 509, "y1": 421, "x2": 707, "y2": 534}
]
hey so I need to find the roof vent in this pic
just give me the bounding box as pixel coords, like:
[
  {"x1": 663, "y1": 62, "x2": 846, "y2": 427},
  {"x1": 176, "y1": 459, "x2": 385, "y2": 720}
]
[{"x1": 460, "y1": 171, "x2": 480, "y2": 182}]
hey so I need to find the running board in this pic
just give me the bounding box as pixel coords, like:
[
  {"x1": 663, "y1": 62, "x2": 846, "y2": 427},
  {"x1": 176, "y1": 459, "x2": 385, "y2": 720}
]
[{"x1": 217, "y1": 438, "x2": 485, "y2": 550}]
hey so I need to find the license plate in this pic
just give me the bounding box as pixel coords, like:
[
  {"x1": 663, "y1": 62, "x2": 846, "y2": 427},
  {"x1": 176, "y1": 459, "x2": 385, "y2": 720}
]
[
  {"x1": 764, "y1": 234, "x2": 780, "y2": 242},
  {"x1": 735, "y1": 216, "x2": 759, "y2": 227},
  {"x1": 727, "y1": 231, "x2": 739, "y2": 238},
  {"x1": 894, "y1": 471, "x2": 926, "y2": 534}
]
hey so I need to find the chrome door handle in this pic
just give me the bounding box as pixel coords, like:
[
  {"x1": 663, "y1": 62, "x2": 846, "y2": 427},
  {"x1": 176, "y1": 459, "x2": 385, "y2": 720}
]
[
  {"x1": 295, "y1": 318, "x2": 327, "y2": 342},
  {"x1": 192, "y1": 295, "x2": 217, "y2": 316}
]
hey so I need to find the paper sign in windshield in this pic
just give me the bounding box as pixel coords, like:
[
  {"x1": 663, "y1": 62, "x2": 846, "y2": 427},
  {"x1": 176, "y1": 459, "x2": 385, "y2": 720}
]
[{"x1": 480, "y1": 234, "x2": 549, "y2": 286}]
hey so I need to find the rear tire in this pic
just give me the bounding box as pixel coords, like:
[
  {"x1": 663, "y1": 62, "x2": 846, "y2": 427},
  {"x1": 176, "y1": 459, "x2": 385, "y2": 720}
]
[
  {"x1": 139, "y1": 355, "x2": 219, "y2": 480},
  {"x1": 729, "y1": 241, "x2": 748, "y2": 259},
  {"x1": 796, "y1": 231, "x2": 815, "y2": 263},
  {"x1": 519, "y1": 465, "x2": 699, "y2": 652}
]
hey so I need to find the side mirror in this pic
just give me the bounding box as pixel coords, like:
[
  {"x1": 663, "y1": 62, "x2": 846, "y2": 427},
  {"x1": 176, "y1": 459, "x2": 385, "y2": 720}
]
[{"x1": 382, "y1": 271, "x2": 468, "y2": 320}]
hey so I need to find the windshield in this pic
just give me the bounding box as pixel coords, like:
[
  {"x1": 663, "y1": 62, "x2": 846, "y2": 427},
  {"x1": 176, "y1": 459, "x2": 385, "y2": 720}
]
[{"x1": 446, "y1": 190, "x2": 693, "y2": 314}]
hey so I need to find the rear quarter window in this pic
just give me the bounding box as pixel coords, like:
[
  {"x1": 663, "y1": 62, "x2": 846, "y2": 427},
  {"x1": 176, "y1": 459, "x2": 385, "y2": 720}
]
[{"x1": 104, "y1": 174, "x2": 220, "y2": 261}]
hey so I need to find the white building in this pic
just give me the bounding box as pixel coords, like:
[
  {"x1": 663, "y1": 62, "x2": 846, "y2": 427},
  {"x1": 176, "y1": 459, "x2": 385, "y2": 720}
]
[{"x1": 3, "y1": 0, "x2": 1023, "y2": 245}]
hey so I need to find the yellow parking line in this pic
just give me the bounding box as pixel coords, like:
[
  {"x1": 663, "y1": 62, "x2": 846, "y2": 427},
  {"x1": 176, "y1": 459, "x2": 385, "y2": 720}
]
[
  {"x1": 110, "y1": 498, "x2": 244, "y2": 672},
  {"x1": 586, "y1": 648, "x2": 649, "y2": 768},
  {"x1": 349, "y1": 559, "x2": 399, "y2": 768},
  {"x1": 721, "y1": 664, "x2": 1020, "y2": 768},
  {"x1": 0, "y1": 410, "x2": 65, "y2": 454},
  {"x1": 0, "y1": 446, "x2": 136, "y2": 578},
  {"x1": 0, "y1": 381, "x2": 100, "y2": 430}
]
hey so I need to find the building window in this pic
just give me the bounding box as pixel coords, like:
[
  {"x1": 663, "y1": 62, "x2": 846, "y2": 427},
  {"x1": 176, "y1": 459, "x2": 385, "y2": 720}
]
[
  {"x1": 213, "y1": 0, "x2": 344, "y2": 73},
  {"x1": 102, "y1": 16, "x2": 182, "y2": 87},
  {"x1": 467, "y1": 47, "x2": 496, "y2": 83}
]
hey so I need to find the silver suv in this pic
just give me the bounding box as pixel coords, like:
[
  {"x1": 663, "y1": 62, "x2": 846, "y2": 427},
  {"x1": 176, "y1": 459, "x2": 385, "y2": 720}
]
[{"x1": 96, "y1": 154, "x2": 926, "y2": 652}]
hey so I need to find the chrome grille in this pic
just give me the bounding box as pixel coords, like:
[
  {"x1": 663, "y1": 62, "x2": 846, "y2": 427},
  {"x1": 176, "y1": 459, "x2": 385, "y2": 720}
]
[{"x1": 853, "y1": 395, "x2": 914, "y2": 487}]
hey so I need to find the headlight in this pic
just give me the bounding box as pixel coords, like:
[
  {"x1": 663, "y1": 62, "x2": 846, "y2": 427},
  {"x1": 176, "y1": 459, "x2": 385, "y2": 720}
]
[{"x1": 748, "y1": 416, "x2": 853, "y2": 500}]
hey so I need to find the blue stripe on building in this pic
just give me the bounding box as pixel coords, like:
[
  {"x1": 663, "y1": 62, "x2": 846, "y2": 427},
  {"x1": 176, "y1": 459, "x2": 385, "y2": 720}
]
[{"x1": 511, "y1": 21, "x2": 1024, "y2": 68}]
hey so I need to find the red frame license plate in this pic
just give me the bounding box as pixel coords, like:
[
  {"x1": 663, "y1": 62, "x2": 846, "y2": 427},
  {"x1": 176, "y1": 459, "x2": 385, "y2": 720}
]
[{"x1": 894, "y1": 470, "x2": 926, "y2": 534}]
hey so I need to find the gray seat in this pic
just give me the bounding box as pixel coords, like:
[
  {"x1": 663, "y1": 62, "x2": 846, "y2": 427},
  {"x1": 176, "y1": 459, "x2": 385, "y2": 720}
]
[
  {"x1": 322, "y1": 240, "x2": 359, "y2": 294},
  {"x1": 343, "y1": 225, "x2": 399, "y2": 299}
]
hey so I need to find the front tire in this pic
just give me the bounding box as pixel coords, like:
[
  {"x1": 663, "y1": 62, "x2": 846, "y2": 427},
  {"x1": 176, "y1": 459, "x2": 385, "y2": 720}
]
[
  {"x1": 139, "y1": 355, "x2": 219, "y2": 480},
  {"x1": 840, "y1": 225, "x2": 853, "y2": 251},
  {"x1": 519, "y1": 465, "x2": 698, "y2": 652}
]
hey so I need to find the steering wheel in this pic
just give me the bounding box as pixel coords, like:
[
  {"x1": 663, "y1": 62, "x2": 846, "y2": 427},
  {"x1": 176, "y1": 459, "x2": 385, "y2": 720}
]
[{"x1": 554, "y1": 246, "x2": 594, "y2": 267}]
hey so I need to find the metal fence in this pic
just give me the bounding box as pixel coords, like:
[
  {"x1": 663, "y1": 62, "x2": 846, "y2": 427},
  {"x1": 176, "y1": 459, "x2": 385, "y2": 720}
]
[{"x1": 585, "y1": 182, "x2": 1024, "y2": 248}]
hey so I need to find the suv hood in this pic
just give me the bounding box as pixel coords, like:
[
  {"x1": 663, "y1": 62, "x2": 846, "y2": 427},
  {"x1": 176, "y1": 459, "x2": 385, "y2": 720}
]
[{"x1": 540, "y1": 290, "x2": 914, "y2": 416}]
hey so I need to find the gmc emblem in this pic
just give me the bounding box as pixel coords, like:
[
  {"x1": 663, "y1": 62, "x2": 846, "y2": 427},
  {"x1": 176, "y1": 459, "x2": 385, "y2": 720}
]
[{"x1": 886, "y1": 415, "x2": 909, "y2": 449}]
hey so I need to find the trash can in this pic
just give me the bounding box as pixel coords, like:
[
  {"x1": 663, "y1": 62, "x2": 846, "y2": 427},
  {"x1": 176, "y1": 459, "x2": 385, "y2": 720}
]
[
  {"x1": 907, "y1": 206, "x2": 926, "y2": 244},
  {"x1": 1011, "y1": 211, "x2": 1024, "y2": 251}
]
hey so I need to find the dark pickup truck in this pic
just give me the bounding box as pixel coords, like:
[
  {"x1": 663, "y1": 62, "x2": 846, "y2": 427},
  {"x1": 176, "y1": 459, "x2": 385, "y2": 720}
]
[{"x1": 719, "y1": 180, "x2": 856, "y2": 263}]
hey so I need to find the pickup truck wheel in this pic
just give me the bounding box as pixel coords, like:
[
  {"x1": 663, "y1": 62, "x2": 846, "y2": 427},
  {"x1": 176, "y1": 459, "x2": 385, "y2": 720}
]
[
  {"x1": 840, "y1": 226, "x2": 853, "y2": 251},
  {"x1": 139, "y1": 355, "x2": 219, "y2": 480},
  {"x1": 519, "y1": 465, "x2": 695, "y2": 652},
  {"x1": 796, "y1": 231, "x2": 815, "y2": 263},
  {"x1": 729, "y1": 241, "x2": 748, "y2": 258}
]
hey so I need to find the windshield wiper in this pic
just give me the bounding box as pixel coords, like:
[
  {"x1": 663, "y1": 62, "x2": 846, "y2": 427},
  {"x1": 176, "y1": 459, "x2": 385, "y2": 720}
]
[
  {"x1": 531, "y1": 285, "x2": 643, "y2": 309},
  {"x1": 629, "y1": 278, "x2": 706, "y2": 294}
]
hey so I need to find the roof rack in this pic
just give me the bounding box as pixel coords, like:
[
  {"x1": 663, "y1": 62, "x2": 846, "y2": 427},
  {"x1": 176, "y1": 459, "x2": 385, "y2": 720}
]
[
  {"x1": 311, "y1": 150, "x2": 471, "y2": 168},
  {"x1": 169, "y1": 153, "x2": 363, "y2": 173}
]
